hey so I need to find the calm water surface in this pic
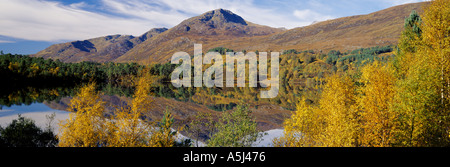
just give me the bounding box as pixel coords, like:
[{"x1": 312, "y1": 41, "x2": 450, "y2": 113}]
[{"x1": 0, "y1": 103, "x2": 70, "y2": 132}]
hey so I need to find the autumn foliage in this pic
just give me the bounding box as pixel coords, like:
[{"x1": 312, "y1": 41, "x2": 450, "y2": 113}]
[
  {"x1": 275, "y1": 0, "x2": 450, "y2": 147},
  {"x1": 58, "y1": 70, "x2": 176, "y2": 147}
]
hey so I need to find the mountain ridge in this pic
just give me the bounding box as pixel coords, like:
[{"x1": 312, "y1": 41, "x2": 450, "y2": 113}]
[
  {"x1": 32, "y1": 2, "x2": 426, "y2": 64},
  {"x1": 32, "y1": 28, "x2": 168, "y2": 63}
]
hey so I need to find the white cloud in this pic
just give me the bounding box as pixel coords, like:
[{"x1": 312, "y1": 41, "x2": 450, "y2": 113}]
[
  {"x1": 383, "y1": 0, "x2": 429, "y2": 6},
  {"x1": 108, "y1": 0, "x2": 332, "y2": 28},
  {"x1": 0, "y1": 40, "x2": 15, "y2": 43},
  {"x1": 101, "y1": 0, "x2": 190, "y2": 27},
  {"x1": 68, "y1": 1, "x2": 89, "y2": 9},
  {"x1": 293, "y1": 9, "x2": 334, "y2": 26},
  {"x1": 0, "y1": 0, "x2": 311, "y2": 42},
  {"x1": 101, "y1": 0, "x2": 304, "y2": 28},
  {"x1": 0, "y1": 0, "x2": 155, "y2": 41}
]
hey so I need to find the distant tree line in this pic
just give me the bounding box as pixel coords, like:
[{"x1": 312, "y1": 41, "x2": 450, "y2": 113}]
[
  {"x1": 207, "y1": 47, "x2": 234, "y2": 55},
  {"x1": 325, "y1": 45, "x2": 393, "y2": 66},
  {"x1": 0, "y1": 53, "x2": 145, "y2": 86}
]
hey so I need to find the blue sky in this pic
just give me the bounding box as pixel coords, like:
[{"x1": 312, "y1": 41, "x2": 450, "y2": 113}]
[{"x1": 0, "y1": 0, "x2": 427, "y2": 54}]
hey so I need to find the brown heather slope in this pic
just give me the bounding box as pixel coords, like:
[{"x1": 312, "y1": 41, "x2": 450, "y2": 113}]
[
  {"x1": 115, "y1": 8, "x2": 284, "y2": 64},
  {"x1": 32, "y1": 28, "x2": 167, "y2": 62},
  {"x1": 262, "y1": 1, "x2": 425, "y2": 52},
  {"x1": 116, "y1": 2, "x2": 425, "y2": 64},
  {"x1": 33, "y1": 2, "x2": 426, "y2": 64}
]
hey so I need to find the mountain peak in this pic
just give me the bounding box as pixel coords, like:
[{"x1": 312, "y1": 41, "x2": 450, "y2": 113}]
[
  {"x1": 174, "y1": 8, "x2": 250, "y2": 34},
  {"x1": 137, "y1": 28, "x2": 168, "y2": 41},
  {"x1": 199, "y1": 8, "x2": 247, "y2": 25}
]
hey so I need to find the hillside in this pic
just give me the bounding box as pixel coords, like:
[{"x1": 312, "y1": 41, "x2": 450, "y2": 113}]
[
  {"x1": 263, "y1": 2, "x2": 425, "y2": 51},
  {"x1": 32, "y1": 28, "x2": 167, "y2": 62},
  {"x1": 33, "y1": 2, "x2": 426, "y2": 64},
  {"x1": 115, "y1": 8, "x2": 284, "y2": 64}
]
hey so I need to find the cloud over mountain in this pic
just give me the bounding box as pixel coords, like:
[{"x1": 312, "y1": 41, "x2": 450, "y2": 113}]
[{"x1": 0, "y1": 0, "x2": 428, "y2": 43}]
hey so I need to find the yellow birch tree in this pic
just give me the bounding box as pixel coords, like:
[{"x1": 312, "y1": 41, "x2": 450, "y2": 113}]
[
  {"x1": 319, "y1": 74, "x2": 359, "y2": 147},
  {"x1": 359, "y1": 61, "x2": 397, "y2": 147},
  {"x1": 273, "y1": 98, "x2": 322, "y2": 147},
  {"x1": 59, "y1": 70, "x2": 177, "y2": 147},
  {"x1": 274, "y1": 74, "x2": 358, "y2": 147},
  {"x1": 393, "y1": 0, "x2": 450, "y2": 146},
  {"x1": 58, "y1": 83, "x2": 108, "y2": 147}
]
